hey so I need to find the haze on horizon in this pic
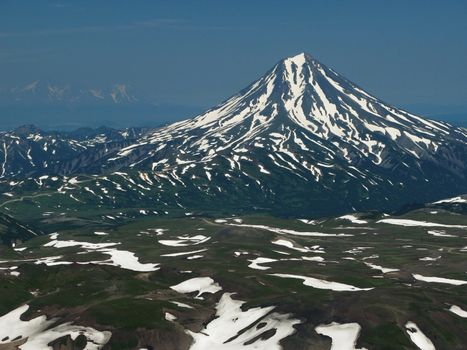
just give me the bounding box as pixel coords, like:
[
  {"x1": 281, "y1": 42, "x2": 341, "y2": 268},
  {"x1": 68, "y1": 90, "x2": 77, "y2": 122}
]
[{"x1": 0, "y1": 0, "x2": 466, "y2": 130}]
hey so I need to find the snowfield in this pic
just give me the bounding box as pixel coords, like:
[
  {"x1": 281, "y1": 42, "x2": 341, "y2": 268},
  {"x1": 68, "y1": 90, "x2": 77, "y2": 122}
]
[
  {"x1": 405, "y1": 321, "x2": 436, "y2": 350},
  {"x1": 171, "y1": 277, "x2": 222, "y2": 299},
  {"x1": 338, "y1": 215, "x2": 368, "y2": 225},
  {"x1": 364, "y1": 262, "x2": 399, "y2": 274},
  {"x1": 413, "y1": 274, "x2": 467, "y2": 286},
  {"x1": 377, "y1": 218, "x2": 467, "y2": 228},
  {"x1": 42, "y1": 236, "x2": 159, "y2": 272},
  {"x1": 229, "y1": 223, "x2": 353, "y2": 237},
  {"x1": 188, "y1": 293, "x2": 301, "y2": 350},
  {"x1": 95, "y1": 248, "x2": 160, "y2": 272},
  {"x1": 433, "y1": 196, "x2": 467, "y2": 204},
  {"x1": 0, "y1": 304, "x2": 111, "y2": 350},
  {"x1": 272, "y1": 239, "x2": 325, "y2": 253},
  {"x1": 158, "y1": 235, "x2": 210, "y2": 247},
  {"x1": 161, "y1": 248, "x2": 208, "y2": 257},
  {"x1": 427, "y1": 230, "x2": 457, "y2": 238},
  {"x1": 449, "y1": 305, "x2": 467, "y2": 318},
  {"x1": 44, "y1": 238, "x2": 118, "y2": 250},
  {"x1": 248, "y1": 257, "x2": 278, "y2": 270},
  {"x1": 269, "y1": 273, "x2": 373, "y2": 292},
  {"x1": 315, "y1": 322, "x2": 367, "y2": 350}
]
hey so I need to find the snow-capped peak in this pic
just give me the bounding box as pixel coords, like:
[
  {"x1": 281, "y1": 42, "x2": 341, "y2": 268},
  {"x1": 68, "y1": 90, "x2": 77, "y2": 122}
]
[
  {"x1": 141, "y1": 51, "x2": 460, "y2": 153},
  {"x1": 105, "y1": 52, "x2": 465, "y2": 191}
]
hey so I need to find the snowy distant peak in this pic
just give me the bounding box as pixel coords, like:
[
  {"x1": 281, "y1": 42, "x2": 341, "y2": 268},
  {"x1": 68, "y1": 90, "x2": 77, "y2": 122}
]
[
  {"x1": 20, "y1": 80, "x2": 40, "y2": 94},
  {"x1": 110, "y1": 84, "x2": 137, "y2": 103},
  {"x1": 4, "y1": 81, "x2": 138, "y2": 105},
  {"x1": 47, "y1": 83, "x2": 70, "y2": 101}
]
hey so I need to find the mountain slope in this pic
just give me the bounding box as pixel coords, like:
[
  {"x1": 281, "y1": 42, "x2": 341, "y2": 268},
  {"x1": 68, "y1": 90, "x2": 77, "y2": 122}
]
[
  {"x1": 0, "y1": 126, "x2": 145, "y2": 178},
  {"x1": 0, "y1": 212, "x2": 42, "y2": 246},
  {"x1": 0, "y1": 53, "x2": 466, "y2": 216}
]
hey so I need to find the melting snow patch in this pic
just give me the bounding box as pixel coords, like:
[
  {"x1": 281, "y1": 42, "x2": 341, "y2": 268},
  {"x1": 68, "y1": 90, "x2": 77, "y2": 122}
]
[
  {"x1": 145, "y1": 228, "x2": 167, "y2": 236},
  {"x1": 302, "y1": 256, "x2": 325, "y2": 262},
  {"x1": 272, "y1": 239, "x2": 325, "y2": 253},
  {"x1": 171, "y1": 277, "x2": 222, "y2": 299},
  {"x1": 269, "y1": 274, "x2": 373, "y2": 292},
  {"x1": 419, "y1": 256, "x2": 441, "y2": 261},
  {"x1": 161, "y1": 249, "x2": 208, "y2": 257},
  {"x1": 35, "y1": 256, "x2": 74, "y2": 266},
  {"x1": 42, "y1": 237, "x2": 159, "y2": 272},
  {"x1": 258, "y1": 164, "x2": 271, "y2": 174},
  {"x1": 298, "y1": 219, "x2": 317, "y2": 225},
  {"x1": 405, "y1": 321, "x2": 436, "y2": 350},
  {"x1": 273, "y1": 250, "x2": 290, "y2": 255},
  {"x1": 49, "y1": 232, "x2": 59, "y2": 240},
  {"x1": 433, "y1": 196, "x2": 467, "y2": 204},
  {"x1": 377, "y1": 219, "x2": 467, "y2": 228},
  {"x1": 0, "y1": 266, "x2": 19, "y2": 276},
  {"x1": 248, "y1": 257, "x2": 278, "y2": 270},
  {"x1": 159, "y1": 235, "x2": 210, "y2": 247},
  {"x1": 413, "y1": 274, "x2": 467, "y2": 285},
  {"x1": 344, "y1": 247, "x2": 372, "y2": 255},
  {"x1": 234, "y1": 251, "x2": 248, "y2": 257},
  {"x1": 165, "y1": 312, "x2": 177, "y2": 322},
  {"x1": 44, "y1": 239, "x2": 118, "y2": 250},
  {"x1": 187, "y1": 293, "x2": 300, "y2": 350},
  {"x1": 315, "y1": 322, "x2": 367, "y2": 350},
  {"x1": 0, "y1": 304, "x2": 111, "y2": 350},
  {"x1": 171, "y1": 301, "x2": 193, "y2": 309},
  {"x1": 339, "y1": 215, "x2": 368, "y2": 224},
  {"x1": 427, "y1": 230, "x2": 457, "y2": 238},
  {"x1": 231, "y1": 223, "x2": 352, "y2": 237},
  {"x1": 96, "y1": 249, "x2": 160, "y2": 272},
  {"x1": 187, "y1": 255, "x2": 204, "y2": 260},
  {"x1": 94, "y1": 231, "x2": 109, "y2": 236},
  {"x1": 364, "y1": 262, "x2": 399, "y2": 274},
  {"x1": 449, "y1": 305, "x2": 467, "y2": 318}
]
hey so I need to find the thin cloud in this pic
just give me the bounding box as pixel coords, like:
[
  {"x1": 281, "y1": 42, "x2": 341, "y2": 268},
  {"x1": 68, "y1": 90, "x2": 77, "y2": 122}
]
[
  {"x1": 0, "y1": 49, "x2": 55, "y2": 63},
  {"x1": 0, "y1": 18, "x2": 184, "y2": 38},
  {"x1": 49, "y1": 3, "x2": 72, "y2": 8}
]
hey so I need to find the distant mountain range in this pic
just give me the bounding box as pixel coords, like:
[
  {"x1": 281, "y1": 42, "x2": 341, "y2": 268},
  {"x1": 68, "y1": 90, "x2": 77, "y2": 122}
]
[
  {"x1": 0, "y1": 81, "x2": 204, "y2": 131},
  {"x1": 0, "y1": 53, "x2": 466, "y2": 217},
  {"x1": 1, "y1": 80, "x2": 137, "y2": 105},
  {"x1": 0, "y1": 77, "x2": 465, "y2": 131}
]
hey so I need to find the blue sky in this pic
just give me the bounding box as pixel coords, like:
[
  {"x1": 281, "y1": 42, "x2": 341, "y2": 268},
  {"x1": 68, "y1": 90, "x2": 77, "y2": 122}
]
[{"x1": 0, "y1": 0, "x2": 466, "y2": 128}]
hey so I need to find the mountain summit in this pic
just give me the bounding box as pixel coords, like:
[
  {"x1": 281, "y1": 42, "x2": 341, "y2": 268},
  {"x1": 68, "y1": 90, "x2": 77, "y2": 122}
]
[{"x1": 1, "y1": 53, "x2": 466, "y2": 216}]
